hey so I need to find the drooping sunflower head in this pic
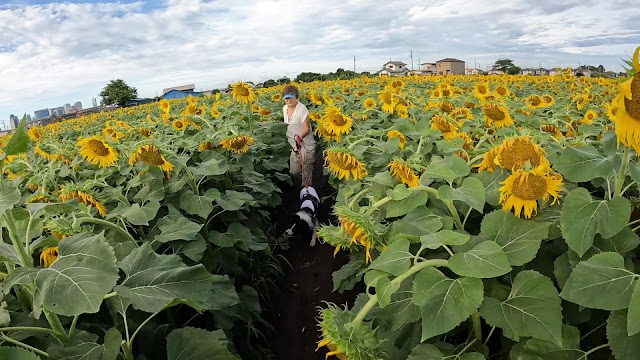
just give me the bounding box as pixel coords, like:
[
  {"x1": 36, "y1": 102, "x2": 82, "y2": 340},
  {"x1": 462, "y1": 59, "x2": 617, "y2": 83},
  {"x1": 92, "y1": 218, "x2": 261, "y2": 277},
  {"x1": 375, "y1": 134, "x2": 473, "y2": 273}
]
[
  {"x1": 220, "y1": 135, "x2": 254, "y2": 154},
  {"x1": 159, "y1": 99, "x2": 170, "y2": 113},
  {"x1": 322, "y1": 107, "x2": 353, "y2": 136},
  {"x1": 606, "y1": 100, "x2": 619, "y2": 121},
  {"x1": 499, "y1": 167, "x2": 564, "y2": 219},
  {"x1": 129, "y1": 144, "x2": 174, "y2": 174},
  {"x1": 450, "y1": 108, "x2": 474, "y2": 122},
  {"x1": 431, "y1": 114, "x2": 458, "y2": 139},
  {"x1": 363, "y1": 98, "x2": 376, "y2": 110},
  {"x1": 28, "y1": 127, "x2": 43, "y2": 142},
  {"x1": 456, "y1": 132, "x2": 474, "y2": 149},
  {"x1": 198, "y1": 142, "x2": 218, "y2": 151},
  {"x1": 525, "y1": 95, "x2": 543, "y2": 109},
  {"x1": 231, "y1": 81, "x2": 255, "y2": 104},
  {"x1": 395, "y1": 103, "x2": 409, "y2": 118},
  {"x1": 336, "y1": 206, "x2": 385, "y2": 263},
  {"x1": 316, "y1": 225, "x2": 355, "y2": 257},
  {"x1": 386, "y1": 130, "x2": 407, "y2": 149},
  {"x1": 259, "y1": 107, "x2": 271, "y2": 117},
  {"x1": 324, "y1": 148, "x2": 368, "y2": 181},
  {"x1": 317, "y1": 304, "x2": 383, "y2": 360},
  {"x1": 540, "y1": 124, "x2": 563, "y2": 139},
  {"x1": 59, "y1": 185, "x2": 107, "y2": 217},
  {"x1": 496, "y1": 136, "x2": 550, "y2": 172},
  {"x1": 315, "y1": 123, "x2": 342, "y2": 142},
  {"x1": 614, "y1": 46, "x2": 640, "y2": 151},
  {"x1": 438, "y1": 100, "x2": 456, "y2": 114},
  {"x1": 40, "y1": 247, "x2": 59, "y2": 267},
  {"x1": 139, "y1": 128, "x2": 152, "y2": 137},
  {"x1": 77, "y1": 136, "x2": 118, "y2": 168},
  {"x1": 475, "y1": 145, "x2": 502, "y2": 173},
  {"x1": 378, "y1": 90, "x2": 396, "y2": 114},
  {"x1": 542, "y1": 94, "x2": 555, "y2": 107},
  {"x1": 388, "y1": 159, "x2": 419, "y2": 188},
  {"x1": 271, "y1": 93, "x2": 282, "y2": 102},
  {"x1": 482, "y1": 103, "x2": 514, "y2": 128}
]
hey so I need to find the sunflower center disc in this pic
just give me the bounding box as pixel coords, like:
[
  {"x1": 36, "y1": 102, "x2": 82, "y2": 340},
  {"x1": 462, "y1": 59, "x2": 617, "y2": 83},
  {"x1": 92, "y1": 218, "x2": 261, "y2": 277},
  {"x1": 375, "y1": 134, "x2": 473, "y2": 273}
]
[
  {"x1": 625, "y1": 74, "x2": 640, "y2": 121},
  {"x1": 231, "y1": 137, "x2": 248, "y2": 149},
  {"x1": 139, "y1": 148, "x2": 165, "y2": 165},
  {"x1": 236, "y1": 86, "x2": 250, "y2": 96},
  {"x1": 331, "y1": 114, "x2": 347, "y2": 126},
  {"x1": 512, "y1": 174, "x2": 547, "y2": 200},
  {"x1": 88, "y1": 139, "x2": 110, "y2": 156},
  {"x1": 500, "y1": 141, "x2": 539, "y2": 169},
  {"x1": 531, "y1": 97, "x2": 541, "y2": 106},
  {"x1": 484, "y1": 106, "x2": 506, "y2": 121}
]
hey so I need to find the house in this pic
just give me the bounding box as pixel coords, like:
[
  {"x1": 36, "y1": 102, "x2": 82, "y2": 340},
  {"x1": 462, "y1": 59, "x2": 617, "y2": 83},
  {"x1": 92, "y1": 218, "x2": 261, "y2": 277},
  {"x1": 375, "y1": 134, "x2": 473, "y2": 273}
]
[
  {"x1": 465, "y1": 68, "x2": 482, "y2": 75},
  {"x1": 162, "y1": 84, "x2": 196, "y2": 94},
  {"x1": 604, "y1": 71, "x2": 619, "y2": 78},
  {"x1": 521, "y1": 68, "x2": 536, "y2": 75},
  {"x1": 163, "y1": 89, "x2": 202, "y2": 100},
  {"x1": 488, "y1": 69, "x2": 504, "y2": 75},
  {"x1": 124, "y1": 98, "x2": 155, "y2": 107},
  {"x1": 575, "y1": 67, "x2": 592, "y2": 78},
  {"x1": 534, "y1": 68, "x2": 549, "y2": 76},
  {"x1": 377, "y1": 61, "x2": 409, "y2": 76},
  {"x1": 435, "y1": 58, "x2": 465, "y2": 75}
]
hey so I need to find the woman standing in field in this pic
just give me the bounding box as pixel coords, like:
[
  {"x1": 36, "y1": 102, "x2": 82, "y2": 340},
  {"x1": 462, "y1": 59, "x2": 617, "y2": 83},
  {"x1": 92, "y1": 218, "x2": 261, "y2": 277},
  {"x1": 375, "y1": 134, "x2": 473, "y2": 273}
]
[{"x1": 282, "y1": 84, "x2": 316, "y2": 187}]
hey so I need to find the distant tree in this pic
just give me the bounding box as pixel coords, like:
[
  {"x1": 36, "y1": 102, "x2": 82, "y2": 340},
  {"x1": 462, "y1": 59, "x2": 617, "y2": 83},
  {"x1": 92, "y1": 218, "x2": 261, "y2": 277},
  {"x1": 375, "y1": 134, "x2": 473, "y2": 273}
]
[
  {"x1": 295, "y1": 72, "x2": 322, "y2": 82},
  {"x1": 263, "y1": 79, "x2": 277, "y2": 88},
  {"x1": 99, "y1": 79, "x2": 137, "y2": 107},
  {"x1": 598, "y1": 65, "x2": 605, "y2": 73},
  {"x1": 507, "y1": 66, "x2": 522, "y2": 75},
  {"x1": 492, "y1": 59, "x2": 516, "y2": 73},
  {"x1": 277, "y1": 77, "x2": 291, "y2": 85},
  {"x1": 360, "y1": 71, "x2": 371, "y2": 77}
]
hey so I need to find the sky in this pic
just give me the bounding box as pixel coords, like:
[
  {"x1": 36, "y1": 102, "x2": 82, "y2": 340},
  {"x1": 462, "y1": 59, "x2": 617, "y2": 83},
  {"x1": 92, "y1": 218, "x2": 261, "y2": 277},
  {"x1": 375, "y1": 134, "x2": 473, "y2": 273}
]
[{"x1": 1, "y1": 0, "x2": 639, "y2": 124}]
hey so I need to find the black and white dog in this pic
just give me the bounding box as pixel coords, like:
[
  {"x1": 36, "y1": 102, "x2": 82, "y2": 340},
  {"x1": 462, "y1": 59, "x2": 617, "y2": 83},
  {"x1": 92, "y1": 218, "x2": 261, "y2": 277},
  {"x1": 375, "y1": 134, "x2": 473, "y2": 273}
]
[{"x1": 285, "y1": 186, "x2": 320, "y2": 246}]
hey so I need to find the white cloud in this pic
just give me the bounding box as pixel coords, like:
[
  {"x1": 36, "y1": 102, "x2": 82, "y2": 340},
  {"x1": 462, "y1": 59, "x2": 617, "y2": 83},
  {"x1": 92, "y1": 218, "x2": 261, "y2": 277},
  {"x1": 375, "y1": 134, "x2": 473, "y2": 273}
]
[{"x1": 0, "y1": 0, "x2": 638, "y2": 121}]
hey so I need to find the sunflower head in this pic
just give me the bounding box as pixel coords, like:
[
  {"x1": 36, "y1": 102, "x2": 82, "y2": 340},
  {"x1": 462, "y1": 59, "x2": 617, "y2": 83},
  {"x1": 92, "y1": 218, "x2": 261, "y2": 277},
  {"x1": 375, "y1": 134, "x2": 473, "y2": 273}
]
[
  {"x1": 59, "y1": 185, "x2": 107, "y2": 217},
  {"x1": 474, "y1": 83, "x2": 490, "y2": 98},
  {"x1": 231, "y1": 81, "x2": 255, "y2": 104},
  {"x1": 317, "y1": 304, "x2": 383, "y2": 360},
  {"x1": 198, "y1": 142, "x2": 218, "y2": 151},
  {"x1": 378, "y1": 90, "x2": 396, "y2": 114},
  {"x1": 475, "y1": 145, "x2": 502, "y2": 173},
  {"x1": 220, "y1": 135, "x2": 254, "y2": 154},
  {"x1": 363, "y1": 98, "x2": 376, "y2": 110},
  {"x1": 395, "y1": 103, "x2": 409, "y2": 118},
  {"x1": 77, "y1": 136, "x2": 118, "y2": 168},
  {"x1": 541, "y1": 124, "x2": 563, "y2": 139},
  {"x1": 159, "y1": 99, "x2": 170, "y2": 113},
  {"x1": 613, "y1": 46, "x2": 640, "y2": 151},
  {"x1": 388, "y1": 159, "x2": 419, "y2": 187},
  {"x1": 28, "y1": 127, "x2": 43, "y2": 142},
  {"x1": 336, "y1": 206, "x2": 385, "y2": 263},
  {"x1": 438, "y1": 101, "x2": 456, "y2": 114},
  {"x1": 139, "y1": 128, "x2": 152, "y2": 137},
  {"x1": 386, "y1": 130, "x2": 406, "y2": 149},
  {"x1": 525, "y1": 95, "x2": 543, "y2": 109},
  {"x1": 482, "y1": 103, "x2": 514, "y2": 128},
  {"x1": 129, "y1": 144, "x2": 174, "y2": 174},
  {"x1": 310, "y1": 92, "x2": 323, "y2": 106},
  {"x1": 316, "y1": 225, "x2": 355, "y2": 257},
  {"x1": 322, "y1": 107, "x2": 353, "y2": 136},
  {"x1": 583, "y1": 109, "x2": 597, "y2": 124},
  {"x1": 496, "y1": 136, "x2": 550, "y2": 172},
  {"x1": 324, "y1": 148, "x2": 368, "y2": 181},
  {"x1": 40, "y1": 247, "x2": 59, "y2": 267},
  {"x1": 499, "y1": 167, "x2": 564, "y2": 219},
  {"x1": 431, "y1": 114, "x2": 458, "y2": 139},
  {"x1": 172, "y1": 119, "x2": 186, "y2": 131}
]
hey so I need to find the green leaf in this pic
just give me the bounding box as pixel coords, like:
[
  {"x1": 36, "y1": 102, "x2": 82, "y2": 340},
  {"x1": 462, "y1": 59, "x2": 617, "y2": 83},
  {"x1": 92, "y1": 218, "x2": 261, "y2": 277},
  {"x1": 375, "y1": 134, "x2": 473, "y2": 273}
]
[
  {"x1": 206, "y1": 275, "x2": 240, "y2": 310},
  {"x1": 333, "y1": 256, "x2": 366, "y2": 293},
  {"x1": 180, "y1": 188, "x2": 221, "y2": 218},
  {"x1": 208, "y1": 223, "x2": 267, "y2": 251},
  {"x1": 154, "y1": 213, "x2": 203, "y2": 243},
  {"x1": 412, "y1": 267, "x2": 484, "y2": 341},
  {"x1": 0, "y1": 346, "x2": 41, "y2": 360},
  {"x1": 480, "y1": 210, "x2": 550, "y2": 266},
  {"x1": 561, "y1": 188, "x2": 631, "y2": 257},
  {"x1": 480, "y1": 270, "x2": 563, "y2": 345},
  {"x1": 166, "y1": 327, "x2": 238, "y2": 360},
  {"x1": 609, "y1": 310, "x2": 640, "y2": 360},
  {"x1": 423, "y1": 156, "x2": 469, "y2": 183},
  {"x1": 472, "y1": 171, "x2": 508, "y2": 207},
  {"x1": 438, "y1": 177, "x2": 486, "y2": 212},
  {"x1": 509, "y1": 325, "x2": 584, "y2": 360},
  {"x1": 407, "y1": 343, "x2": 485, "y2": 360},
  {"x1": 103, "y1": 328, "x2": 122, "y2": 360},
  {"x1": 115, "y1": 243, "x2": 214, "y2": 313},
  {"x1": 386, "y1": 206, "x2": 443, "y2": 241},
  {"x1": 554, "y1": 145, "x2": 616, "y2": 182},
  {"x1": 35, "y1": 233, "x2": 118, "y2": 316},
  {"x1": 133, "y1": 179, "x2": 165, "y2": 203},
  {"x1": 560, "y1": 252, "x2": 635, "y2": 310},
  {"x1": 384, "y1": 191, "x2": 429, "y2": 218},
  {"x1": 449, "y1": 241, "x2": 512, "y2": 278},
  {"x1": 553, "y1": 253, "x2": 572, "y2": 289},
  {"x1": 0, "y1": 187, "x2": 20, "y2": 218},
  {"x1": 48, "y1": 330, "x2": 103, "y2": 360},
  {"x1": 108, "y1": 203, "x2": 149, "y2": 226},
  {"x1": 0, "y1": 242, "x2": 20, "y2": 264},
  {"x1": 218, "y1": 190, "x2": 255, "y2": 211},
  {"x1": 386, "y1": 184, "x2": 413, "y2": 200},
  {"x1": 369, "y1": 238, "x2": 411, "y2": 276},
  {"x1": 420, "y1": 230, "x2": 470, "y2": 249},
  {"x1": 628, "y1": 281, "x2": 640, "y2": 336},
  {"x1": 192, "y1": 155, "x2": 229, "y2": 176},
  {"x1": 0, "y1": 300, "x2": 9, "y2": 327},
  {"x1": 4, "y1": 116, "x2": 30, "y2": 155},
  {"x1": 593, "y1": 227, "x2": 640, "y2": 254},
  {"x1": 375, "y1": 276, "x2": 400, "y2": 308},
  {"x1": 172, "y1": 236, "x2": 207, "y2": 262}
]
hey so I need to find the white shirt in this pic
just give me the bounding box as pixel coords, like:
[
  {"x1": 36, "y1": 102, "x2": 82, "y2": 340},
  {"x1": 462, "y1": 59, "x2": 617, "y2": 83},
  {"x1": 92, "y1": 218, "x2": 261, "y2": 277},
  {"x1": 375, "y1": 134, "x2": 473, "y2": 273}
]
[{"x1": 283, "y1": 102, "x2": 316, "y2": 151}]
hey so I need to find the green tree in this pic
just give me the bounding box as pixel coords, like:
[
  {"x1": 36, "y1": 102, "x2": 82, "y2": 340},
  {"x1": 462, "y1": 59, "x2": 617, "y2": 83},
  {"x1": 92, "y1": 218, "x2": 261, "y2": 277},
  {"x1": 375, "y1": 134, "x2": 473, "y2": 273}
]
[
  {"x1": 492, "y1": 59, "x2": 516, "y2": 73},
  {"x1": 99, "y1": 79, "x2": 138, "y2": 107},
  {"x1": 507, "y1": 66, "x2": 522, "y2": 75}
]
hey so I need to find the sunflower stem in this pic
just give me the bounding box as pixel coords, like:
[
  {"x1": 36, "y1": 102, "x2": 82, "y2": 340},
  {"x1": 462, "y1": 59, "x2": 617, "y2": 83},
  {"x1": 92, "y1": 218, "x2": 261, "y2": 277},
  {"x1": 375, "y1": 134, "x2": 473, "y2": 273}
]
[
  {"x1": 73, "y1": 217, "x2": 138, "y2": 248},
  {"x1": 0, "y1": 333, "x2": 50, "y2": 358},
  {"x1": 43, "y1": 309, "x2": 68, "y2": 343},
  {"x1": 614, "y1": 146, "x2": 631, "y2": 198},
  {"x1": 583, "y1": 343, "x2": 609, "y2": 356},
  {"x1": 458, "y1": 338, "x2": 478, "y2": 357},
  {"x1": 348, "y1": 188, "x2": 370, "y2": 209},
  {"x1": 471, "y1": 311, "x2": 482, "y2": 340},
  {"x1": 347, "y1": 137, "x2": 377, "y2": 150},
  {"x1": 416, "y1": 136, "x2": 425, "y2": 154},
  {"x1": 352, "y1": 259, "x2": 449, "y2": 328}
]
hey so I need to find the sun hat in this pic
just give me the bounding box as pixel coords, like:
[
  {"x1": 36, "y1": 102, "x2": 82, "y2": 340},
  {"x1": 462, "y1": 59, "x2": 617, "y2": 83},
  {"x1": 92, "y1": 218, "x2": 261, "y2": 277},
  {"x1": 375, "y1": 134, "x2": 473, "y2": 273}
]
[{"x1": 283, "y1": 93, "x2": 296, "y2": 99}]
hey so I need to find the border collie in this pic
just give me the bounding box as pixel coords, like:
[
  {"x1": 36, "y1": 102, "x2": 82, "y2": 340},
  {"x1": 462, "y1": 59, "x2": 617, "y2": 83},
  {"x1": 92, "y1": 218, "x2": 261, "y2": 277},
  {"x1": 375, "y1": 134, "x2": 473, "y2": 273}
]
[{"x1": 285, "y1": 186, "x2": 320, "y2": 246}]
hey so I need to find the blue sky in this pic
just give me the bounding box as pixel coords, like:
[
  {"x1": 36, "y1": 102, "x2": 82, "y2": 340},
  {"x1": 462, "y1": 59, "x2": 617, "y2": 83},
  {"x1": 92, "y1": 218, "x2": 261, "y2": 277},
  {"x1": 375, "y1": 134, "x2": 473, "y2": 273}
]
[{"x1": 1, "y1": 0, "x2": 639, "y2": 126}]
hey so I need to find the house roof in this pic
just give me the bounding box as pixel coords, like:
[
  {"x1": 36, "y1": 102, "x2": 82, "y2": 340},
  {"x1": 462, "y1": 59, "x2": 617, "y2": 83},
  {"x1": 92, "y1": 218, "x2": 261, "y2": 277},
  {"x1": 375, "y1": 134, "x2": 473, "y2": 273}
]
[
  {"x1": 162, "y1": 84, "x2": 196, "y2": 94},
  {"x1": 384, "y1": 61, "x2": 407, "y2": 66},
  {"x1": 421, "y1": 62, "x2": 436, "y2": 65},
  {"x1": 377, "y1": 67, "x2": 409, "y2": 74},
  {"x1": 436, "y1": 58, "x2": 464, "y2": 63}
]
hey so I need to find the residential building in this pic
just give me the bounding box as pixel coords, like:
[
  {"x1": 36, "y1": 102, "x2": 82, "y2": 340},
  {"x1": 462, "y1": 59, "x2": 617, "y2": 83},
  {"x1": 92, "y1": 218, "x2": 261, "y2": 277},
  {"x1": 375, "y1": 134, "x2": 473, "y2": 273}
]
[
  {"x1": 376, "y1": 61, "x2": 409, "y2": 76},
  {"x1": 488, "y1": 69, "x2": 504, "y2": 75},
  {"x1": 26, "y1": 114, "x2": 31, "y2": 122},
  {"x1": 575, "y1": 67, "x2": 592, "y2": 78},
  {"x1": 74, "y1": 101, "x2": 82, "y2": 110},
  {"x1": 124, "y1": 98, "x2": 154, "y2": 107},
  {"x1": 64, "y1": 103, "x2": 72, "y2": 112},
  {"x1": 163, "y1": 89, "x2": 202, "y2": 100},
  {"x1": 34, "y1": 108, "x2": 50, "y2": 120},
  {"x1": 465, "y1": 68, "x2": 482, "y2": 75},
  {"x1": 162, "y1": 84, "x2": 196, "y2": 95},
  {"x1": 604, "y1": 71, "x2": 619, "y2": 78},
  {"x1": 9, "y1": 114, "x2": 19, "y2": 129},
  {"x1": 420, "y1": 62, "x2": 437, "y2": 74},
  {"x1": 534, "y1": 68, "x2": 549, "y2": 76},
  {"x1": 521, "y1": 68, "x2": 536, "y2": 75},
  {"x1": 435, "y1": 58, "x2": 465, "y2": 75}
]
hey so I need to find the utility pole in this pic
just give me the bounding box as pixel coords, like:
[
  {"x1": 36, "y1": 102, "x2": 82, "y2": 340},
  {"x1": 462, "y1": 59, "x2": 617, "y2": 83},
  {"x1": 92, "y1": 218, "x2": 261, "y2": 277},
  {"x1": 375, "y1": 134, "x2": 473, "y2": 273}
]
[
  {"x1": 411, "y1": 50, "x2": 414, "y2": 71},
  {"x1": 354, "y1": 56, "x2": 356, "y2": 77}
]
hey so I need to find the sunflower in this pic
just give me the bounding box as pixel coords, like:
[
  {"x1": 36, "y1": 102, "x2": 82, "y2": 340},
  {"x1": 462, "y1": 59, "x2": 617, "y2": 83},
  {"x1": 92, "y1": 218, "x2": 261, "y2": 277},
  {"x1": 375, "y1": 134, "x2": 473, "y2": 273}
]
[
  {"x1": 395, "y1": 103, "x2": 409, "y2": 118},
  {"x1": 499, "y1": 167, "x2": 564, "y2": 219},
  {"x1": 34, "y1": 144, "x2": 55, "y2": 161},
  {"x1": 363, "y1": 98, "x2": 376, "y2": 110},
  {"x1": 541, "y1": 95, "x2": 555, "y2": 107},
  {"x1": 438, "y1": 101, "x2": 456, "y2": 114},
  {"x1": 496, "y1": 136, "x2": 550, "y2": 171},
  {"x1": 482, "y1": 103, "x2": 513, "y2": 128},
  {"x1": 387, "y1": 130, "x2": 406, "y2": 149},
  {"x1": 271, "y1": 93, "x2": 282, "y2": 102},
  {"x1": 139, "y1": 128, "x2": 152, "y2": 137},
  {"x1": 450, "y1": 108, "x2": 474, "y2": 123},
  {"x1": 495, "y1": 85, "x2": 510, "y2": 97},
  {"x1": 315, "y1": 123, "x2": 342, "y2": 142},
  {"x1": 309, "y1": 111, "x2": 322, "y2": 122},
  {"x1": 198, "y1": 142, "x2": 218, "y2": 151},
  {"x1": 129, "y1": 145, "x2": 174, "y2": 173},
  {"x1": 525, "y1": 95, "x2": 543, "y2": 109},
  {"x1": 40, "y1": 247, "x2": 59, "y2": 267},
  {"x1": 388, "y1": 159, "x2": 419, "y2": 187},
  {"x1": 322, "y1": 107, "x2": 353, "y2": 136},
  {"x1": 541, "y1": 124, "x2": 563, "y2": 139},
  {"x1": 583, "y1": 109, "x2": 597, "y2": 124},
  {"x1": 172, "y1": 119, "x2": 186, "y2": 131},
  {"x1": 475, "y1": 145, "x2": 502, "y2": 173},
  {"x1": 159, "y1": 99, "x2": 170, "y2": 113},
  {"x1": 378, "y1": 90, "x2": 396, "y2": 113},
  {"x1": 317, "y1": 304, "x2": 383, "y2": 360},
  {"x1": 28, "y1": 127, "x2": 43, "y2": 141},
  {"x1": 606, "y1": 101, "x2": 619, "y2": 121},
  {"x1": 259, "y1": 107, "x2": 271, "y2": 117},
  {"x1": 474, "y1": 83, "x2": 490, "y2": 99},
  {"x1": 220, "y1": 135, "x2": 254, "y2": 154},
  {"x1": 337, "y1": 207, "x2": 383, "y2": 263},
  {"x1": 77, "y1": 137, "x2": 118, "y2": 168},
  {"x1": 456, "y1": 132, "x2": 474, "y2": 149},
  {"x1": 310, "y1": 92, "x2": 323, "y2": 106},
  {"x1": 324, "y1": 148, "x2": 368, "y2": 181},
  {"x1": 27, "y1": 194, "x2": 51, "y2": 204},
  {"x1": 210, "y1": 106, "x2": 220, "y2": 119},
  {"x1": 431, "y1": 114, "x2": 458, "y2": 139},
  {"x1": 230, "y1": 81, "x2": 255, "y2": 104},
  {"x1": 60, "y1": 187, "x2": 107, "y2": 217},
  {"x1": 613, "y1": 47, "x2": 640, "y2": 151}
]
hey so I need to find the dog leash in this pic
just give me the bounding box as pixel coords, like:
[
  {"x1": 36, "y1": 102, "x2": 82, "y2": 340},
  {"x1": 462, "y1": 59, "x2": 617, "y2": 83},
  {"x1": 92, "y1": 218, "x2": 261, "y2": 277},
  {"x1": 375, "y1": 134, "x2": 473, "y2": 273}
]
[{"x1": 295, "y1": 135, "x2": 309, "y2": 188}]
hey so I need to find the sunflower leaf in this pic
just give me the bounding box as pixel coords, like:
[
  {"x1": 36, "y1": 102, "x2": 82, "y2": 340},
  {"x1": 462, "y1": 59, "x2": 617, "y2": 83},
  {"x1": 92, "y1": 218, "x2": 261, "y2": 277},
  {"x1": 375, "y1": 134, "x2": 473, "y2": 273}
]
[
  {"x1": 0, "y1": 346, "x2": 42, "y2": 360},
  {"x1": 166, "y1": 327, "x2": 238, "y2": 360},
  {"x1": 420, "y1": 230, "x2": 470, "y2": 249},
  {"x1": 560, "y1": 252, "x2": 636, "y2": 310},
  {"x1": 480, "y1": 270, "x2": 563, "y2": 346},
  {"x1": 412, "y1": 267, "x2": 484, "y2": 341},
  {"x1": 560, "y1": 188, "x2": 631, "y2": 257},
  {"x1": 608, "y1": 310, "x2": 640, "y2": 360},
  {"x1": 438, "y1": 177, "x2": 485, "y2": 212},
  {"x1": 154, "y1": 213, "x2": 203, "y2": 243},
  {"x1": 4, "y1": 115, "x2": 30, "y2": 156},
  {"x1": 554, "y1": 145, "x2": 616, "y2": 182},
  {"x1": 208, "y1": 223, "x2": 267, "y2": 251},
  {"x1": 383, "y1": 191, "x2": 428, "y2": 218},
  {"x1": 369, "y1": 238, "x2": 411, "y2": 276},
  {"x1": 449, "y1": 241, "x2": 512, "y2": 278},
  {"x1": 423, "y1": 156, "x2": 469, "y2": 183},
  {"x1": 180, "y1": 188, "x2": 221, "y2": 218}
]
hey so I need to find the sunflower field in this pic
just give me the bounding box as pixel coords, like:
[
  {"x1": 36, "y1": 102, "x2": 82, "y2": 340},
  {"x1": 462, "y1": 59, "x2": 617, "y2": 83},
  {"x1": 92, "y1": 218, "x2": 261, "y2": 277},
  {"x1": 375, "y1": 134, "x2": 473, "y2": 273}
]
[{"x1": 0, "y1": 46, "x2": 639, "y2": 360}]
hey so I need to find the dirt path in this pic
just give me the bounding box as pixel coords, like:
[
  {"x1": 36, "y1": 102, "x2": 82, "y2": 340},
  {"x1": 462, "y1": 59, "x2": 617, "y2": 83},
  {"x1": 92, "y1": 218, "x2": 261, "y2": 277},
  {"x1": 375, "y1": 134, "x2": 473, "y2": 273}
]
[{"x1": 271, "y1": 155, "x2": 360, "y2": 360}]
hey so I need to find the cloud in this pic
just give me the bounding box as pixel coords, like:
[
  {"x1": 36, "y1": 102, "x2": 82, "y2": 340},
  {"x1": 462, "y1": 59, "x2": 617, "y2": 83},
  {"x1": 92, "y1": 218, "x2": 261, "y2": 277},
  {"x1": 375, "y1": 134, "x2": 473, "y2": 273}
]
[{"x1": 0, "y1": 0, "x2": 638, "y2": 121}]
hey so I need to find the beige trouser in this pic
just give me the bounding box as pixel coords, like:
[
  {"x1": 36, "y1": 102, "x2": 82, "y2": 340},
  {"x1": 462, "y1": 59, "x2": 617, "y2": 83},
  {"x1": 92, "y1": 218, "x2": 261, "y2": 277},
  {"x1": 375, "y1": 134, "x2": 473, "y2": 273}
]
[{"x1": 290, "y1": 148, "x2": 315, "y2": 187}]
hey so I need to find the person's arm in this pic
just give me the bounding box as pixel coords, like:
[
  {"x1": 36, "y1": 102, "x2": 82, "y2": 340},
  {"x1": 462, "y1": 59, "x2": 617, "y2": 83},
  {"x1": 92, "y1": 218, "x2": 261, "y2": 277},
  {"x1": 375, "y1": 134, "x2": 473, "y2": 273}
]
[{"x1": 298, "y1": 116, "x2": 310, "y2": 138}]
